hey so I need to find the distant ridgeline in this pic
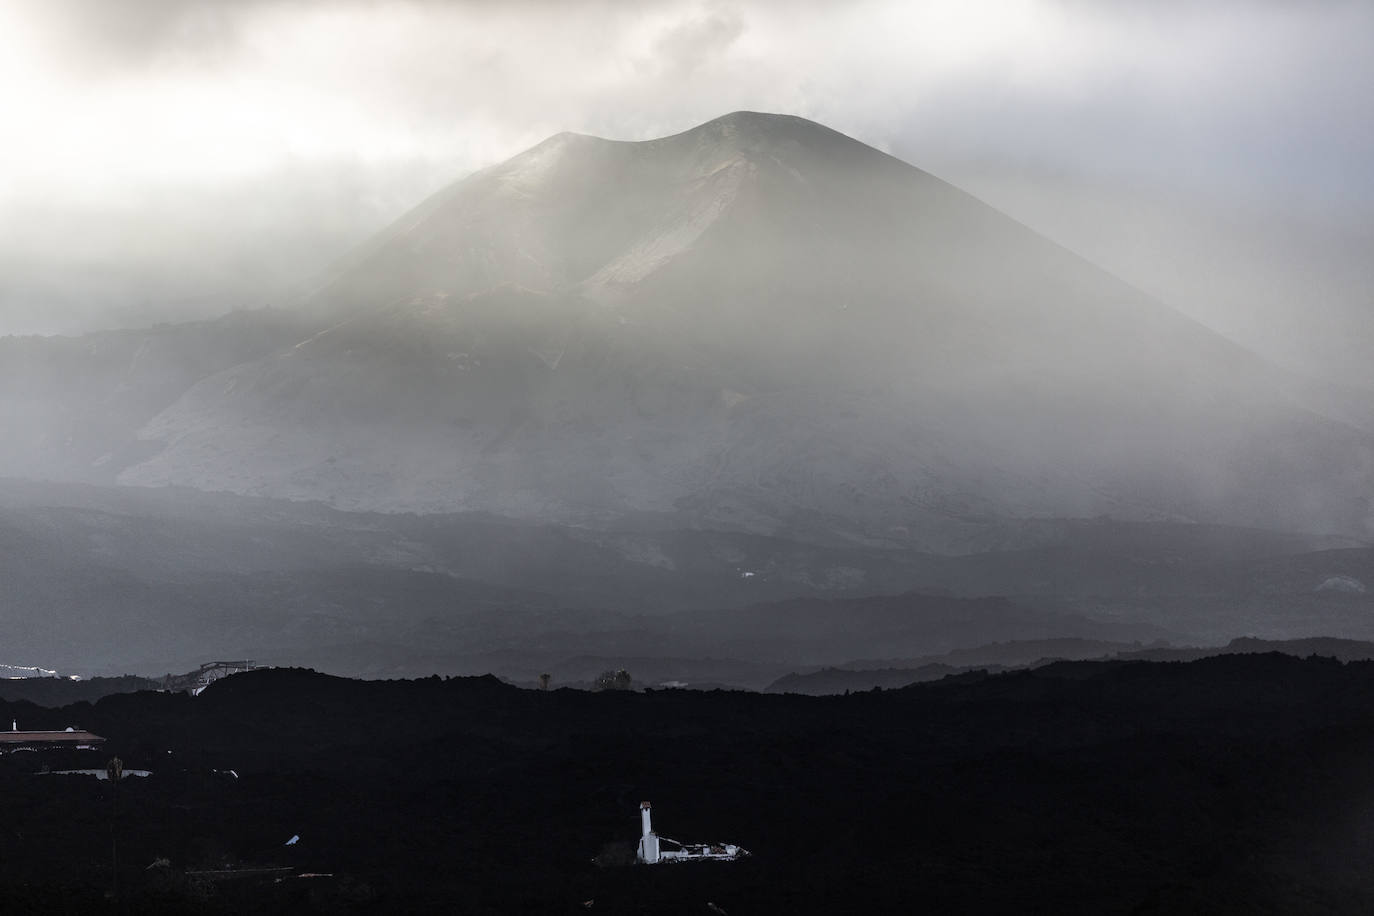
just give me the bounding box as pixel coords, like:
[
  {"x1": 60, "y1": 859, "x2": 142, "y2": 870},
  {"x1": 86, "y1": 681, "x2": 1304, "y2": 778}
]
[
  {"x1": 765, "y1": 636, "x2": 1374, "y2": 695},
  {"x1": 0, "y1": 675, "x2": 159, "y2": 706},
  {"x1": 0, "y1": 662, "x2": 264, "y2": 713},
  {"x1": 8, "y1": 637, "x2": 1374, "y2": 707},
  {"x1": 0, "y1": 664, "x2": 60, "y2": 678}
]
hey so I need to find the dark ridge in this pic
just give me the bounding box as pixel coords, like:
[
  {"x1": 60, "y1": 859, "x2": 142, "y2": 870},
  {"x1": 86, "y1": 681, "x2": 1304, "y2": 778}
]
[
  {"x1": 770, "y1": 635, "x2": 1374, "y2": 694},
  {"x1": 4, "y1": 655, "x2": 1374, "y2": 911},
  {"x1": 0, "y1": 675, "x2": 159, "y2": 706}
]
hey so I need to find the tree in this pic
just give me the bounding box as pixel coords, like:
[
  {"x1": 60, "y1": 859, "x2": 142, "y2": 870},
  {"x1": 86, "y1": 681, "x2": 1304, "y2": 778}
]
[
  {"x1": 594, "y1": 669, "x2": 632, "y2": 691},
  {"x1": 538, "y1": 673, "x2": 551, "y2": 691}
]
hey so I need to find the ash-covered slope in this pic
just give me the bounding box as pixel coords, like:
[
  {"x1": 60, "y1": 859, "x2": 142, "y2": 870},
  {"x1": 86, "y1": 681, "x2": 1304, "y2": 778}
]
[
  {"x1": 119, "y1": 112, "x2": 1374, "y2": 548},
  {"x1": 0, "y1": 309, "x2": 313, "y2": 483}
]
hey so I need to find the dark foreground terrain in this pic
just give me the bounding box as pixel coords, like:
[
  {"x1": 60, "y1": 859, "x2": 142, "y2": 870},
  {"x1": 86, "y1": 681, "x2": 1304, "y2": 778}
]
[{"x1": 6, "y1": 656, "x2": 1374, "y2": 914}]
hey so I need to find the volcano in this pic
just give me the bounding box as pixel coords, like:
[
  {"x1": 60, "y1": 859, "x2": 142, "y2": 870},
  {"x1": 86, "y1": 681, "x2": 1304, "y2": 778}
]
[{"x1": 116, "y1": 112, "x2": 1374, "y2": 550}]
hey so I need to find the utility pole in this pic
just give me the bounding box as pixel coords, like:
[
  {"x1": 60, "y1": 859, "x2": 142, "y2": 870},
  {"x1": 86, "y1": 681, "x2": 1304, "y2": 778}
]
[{"x1": 108, "y1": 756, "x2": 123, "y2": 907}]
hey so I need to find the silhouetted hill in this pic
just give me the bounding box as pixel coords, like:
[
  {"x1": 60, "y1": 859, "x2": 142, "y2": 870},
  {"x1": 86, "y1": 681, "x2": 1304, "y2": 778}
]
[
  {"x1": 6, "y1": 656, "x2": 1374, "y2": 912},
  {"x1": 843, "y1": 635, "x2": 1150, "y2": 669},
  {"x1": 0, "y1": 309, "x2": 313, "y2": 483},
  {"x1": 1119, "y1": 635, "x2": 1374, "y2": 663},
  {"x1": 769, "y1": 635, "x2": 1374, "y2": 694},
  {"x1": 0, "y1": 676, "x2": 158, "y2": 707},
  {"x1": 765, "y1": 662, "x2": 1013, "y2": 694}
]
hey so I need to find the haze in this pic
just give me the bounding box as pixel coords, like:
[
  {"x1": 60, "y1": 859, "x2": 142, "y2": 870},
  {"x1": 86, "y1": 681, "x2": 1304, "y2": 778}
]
[
  {"x1": 2, "y1": 0, "x2": 1370, "y2": 386},
  {"x1": 2, "y1": 0, "x2": 1374, "y2": 679},
  {"x1": 7, "y1": 7, "x2": 1374, "y2": 907}
]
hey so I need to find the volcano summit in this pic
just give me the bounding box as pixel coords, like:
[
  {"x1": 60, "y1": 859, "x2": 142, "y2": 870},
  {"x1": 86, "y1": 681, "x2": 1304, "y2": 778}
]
[{"x1": 45, "y1": 111, "x2": 1367, "y2": 551}]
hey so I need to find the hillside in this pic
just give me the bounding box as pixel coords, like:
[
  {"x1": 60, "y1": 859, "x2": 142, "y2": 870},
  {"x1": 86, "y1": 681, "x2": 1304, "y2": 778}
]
[
  {"x1": 0, "y1": 309, "x2": 314, "y2": 483},
  {"x1": 101, "y1": 112, "x2": 1374, "y2": 550},
  {"x1": 4, "y1": 480, "x2": 1374, "y2": 677},
  {"x1": 767, "y1": 635, "x2": 1374, "y2": 695},
  {"x1": 8, "y1": 657, "x2": 1374, "y2": 912}
]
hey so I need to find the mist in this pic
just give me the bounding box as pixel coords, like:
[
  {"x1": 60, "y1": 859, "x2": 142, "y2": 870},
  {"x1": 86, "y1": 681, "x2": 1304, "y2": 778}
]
[
  {"x1": 9, "y1": 5, "x2": 1374, "y2": 910},
  {"x1": 2, "y1": 0, "x2": 1369, "y2": 389}
]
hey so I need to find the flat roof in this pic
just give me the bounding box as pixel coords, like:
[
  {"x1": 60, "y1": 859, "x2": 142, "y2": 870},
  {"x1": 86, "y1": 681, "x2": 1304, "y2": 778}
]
[{"x1": 0, "y1": 730, "x2": 104, "y2": 744}]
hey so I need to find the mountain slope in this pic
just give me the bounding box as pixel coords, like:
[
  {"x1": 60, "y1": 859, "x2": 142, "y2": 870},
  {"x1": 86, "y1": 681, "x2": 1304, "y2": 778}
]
[
  {"x1": 116, "y1": 112, "x2": 1374, "y2": 548},
  {"x1": 0, "y1": 308, "x2": 314, "y2": 483},
  {"x1": 4, "y1": 479, "x2": 1373, "y2": 675}
]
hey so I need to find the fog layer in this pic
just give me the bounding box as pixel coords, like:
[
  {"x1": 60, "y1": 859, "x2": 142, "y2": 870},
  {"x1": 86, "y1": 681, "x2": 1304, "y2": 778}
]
[
  {"x1": 62, "y1": 112, "x2": 1372, "y2": 549},
  {"x1": 1, "y1": 0, "x2": 1369, "y2": 387}
]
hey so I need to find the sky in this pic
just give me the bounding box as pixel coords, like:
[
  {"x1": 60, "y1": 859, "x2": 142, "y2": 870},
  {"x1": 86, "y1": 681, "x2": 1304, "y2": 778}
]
[{"x1": 1, "y1": 0, "x2": 1370, "y2": 382}]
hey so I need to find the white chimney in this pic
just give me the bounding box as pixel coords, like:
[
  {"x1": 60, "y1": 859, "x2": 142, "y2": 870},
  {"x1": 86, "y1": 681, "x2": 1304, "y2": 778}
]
[{"x1": 637, "y1": 801, "x2": 660, "y2": 864}]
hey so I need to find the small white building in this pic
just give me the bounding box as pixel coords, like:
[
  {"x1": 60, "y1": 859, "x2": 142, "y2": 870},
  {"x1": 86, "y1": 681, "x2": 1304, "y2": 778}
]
[{"x1": 636, "y1": 801, "x2": 748, "y2": 864}]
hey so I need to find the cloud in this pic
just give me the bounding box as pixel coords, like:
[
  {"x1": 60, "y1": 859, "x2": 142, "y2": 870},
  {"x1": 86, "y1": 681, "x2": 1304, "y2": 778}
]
[
  {"x1": 0, "y1": 0, "x2": 1370, "y2": 379},
  {"x1": 8, "y1": 0, "x2": 1368, "y2": 194},
  {"x1": 15, "y1": 0, "x2": 256, "y2": 73},
  {"x1": 650, "y1": 3, "x2": 746, "y2": 77}
]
